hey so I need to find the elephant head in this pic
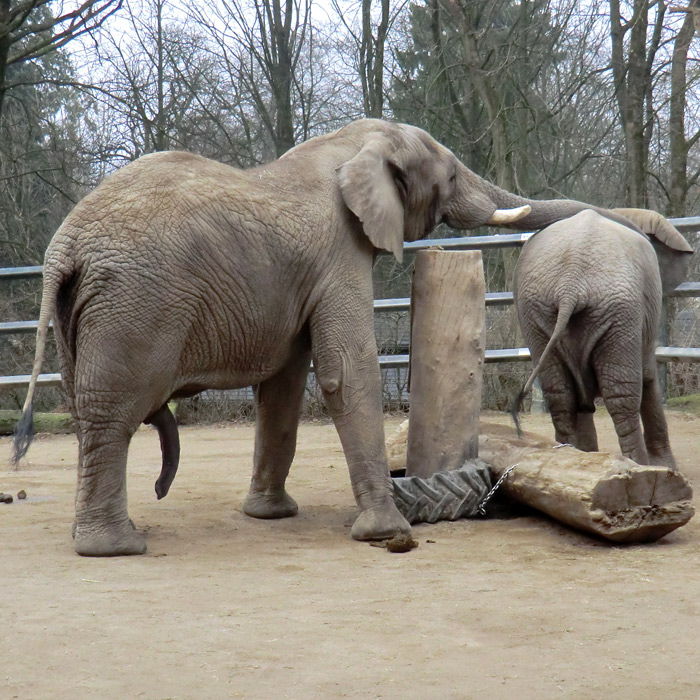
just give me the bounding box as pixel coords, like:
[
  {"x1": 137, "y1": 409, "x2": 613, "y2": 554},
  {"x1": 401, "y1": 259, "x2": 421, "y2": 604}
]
[
  {"x1": 335, "y1": 121, "x2": 637, "y2": 262},
  {"x1": 612, "y1": 208, "x2": 694, "y2": 293}
]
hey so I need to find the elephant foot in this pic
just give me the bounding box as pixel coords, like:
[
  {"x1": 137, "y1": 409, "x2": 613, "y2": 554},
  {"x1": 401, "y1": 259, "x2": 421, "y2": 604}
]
[
  {"x1": 646, "y1": 451, "x2": 677, "y2": 470},
  {"x1": 351, "y1": 502, "x2": 411, "y2": 541},
  {"x1": 73, "y1": 519, "x2": 147, "y2": 557},
  {"x1": 243, "y1": 489, "x2": 298, "y2": 519}
]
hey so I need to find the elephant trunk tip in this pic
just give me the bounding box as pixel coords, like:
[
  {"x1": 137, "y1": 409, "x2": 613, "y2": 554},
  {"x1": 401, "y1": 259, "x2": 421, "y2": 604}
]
[{"x1": 12, "y1": 405, "x2": 35, "y2": 467}]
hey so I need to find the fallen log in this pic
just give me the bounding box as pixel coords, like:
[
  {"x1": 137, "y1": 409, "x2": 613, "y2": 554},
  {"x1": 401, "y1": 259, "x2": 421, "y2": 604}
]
[{"x1": 386, "y1": 420, "x2": 694, "y2": 543}]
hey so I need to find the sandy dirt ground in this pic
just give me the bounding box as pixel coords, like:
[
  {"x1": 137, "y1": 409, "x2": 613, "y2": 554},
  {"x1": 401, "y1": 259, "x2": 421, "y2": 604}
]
[{"x1": 1, "y1": 409, "x2": 700, "y2": 700}]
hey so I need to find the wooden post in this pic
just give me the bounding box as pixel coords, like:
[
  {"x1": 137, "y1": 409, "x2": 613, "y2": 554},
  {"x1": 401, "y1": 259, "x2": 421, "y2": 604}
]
[
  {"x1": 405, "y1": 250, "x2": 485, "y2": 478},
  {"x1": 658, "y1": 298, "x2": 669, "y2": 402}
]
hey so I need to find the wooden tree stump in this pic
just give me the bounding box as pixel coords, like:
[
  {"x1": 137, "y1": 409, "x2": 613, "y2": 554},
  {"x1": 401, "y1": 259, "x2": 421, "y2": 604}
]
[
  {"x1": 386, "y1": 421, "x2": 694, "y2": 542},
  {"x1": 405, "y1": 250, "x2": 485, "y2": 478}
]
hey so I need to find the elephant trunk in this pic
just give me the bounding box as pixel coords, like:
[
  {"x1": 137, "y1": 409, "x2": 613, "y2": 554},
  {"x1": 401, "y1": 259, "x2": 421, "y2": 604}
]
[{"x1": 448, "y1": 162, "x2": 641, "y2": 233}]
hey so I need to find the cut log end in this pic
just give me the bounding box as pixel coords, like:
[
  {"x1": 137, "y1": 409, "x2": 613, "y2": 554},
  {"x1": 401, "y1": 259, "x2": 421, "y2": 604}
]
[
  {"x1": 586, "y1": 461, "x2": 694, "y2": 542},
  {"x1": 588, "y1": 501, "x2": 695, "y2": 543}
]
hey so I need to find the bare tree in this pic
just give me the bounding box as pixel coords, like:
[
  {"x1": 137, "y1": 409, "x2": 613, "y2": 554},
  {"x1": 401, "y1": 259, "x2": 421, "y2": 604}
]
[
  {"x1": 83, "y1": 0, "x2": 244, "y2": 167},
  {"x1": 190, "y1": 0, "x2": 314, "y2": 158},
  {"x1": 421, "y1": 0, "x2": 606, "y2": 196},
  {"x1": 360, "y1": 0, "x2": 389, "y2": 117},
  {"x1": 331, "y1": 0, "x2": 403, "y2": 118},
  {"x1": 0, "y1": 0, "x2": 122, "y2": 119}
]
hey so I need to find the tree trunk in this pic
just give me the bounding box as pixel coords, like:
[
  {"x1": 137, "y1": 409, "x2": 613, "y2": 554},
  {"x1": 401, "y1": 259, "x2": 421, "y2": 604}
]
[
  {"x1": 263, "y1": 0, "x2": 296, "y2": 156},
  {"x1": 0, "y1": 0, "x2": 10, "y2": 122},
  {"x1": 442, "y1": 0, "x2": 514, "y2": 192},
  {"x1": 609, "y1": 0, "x2": 664, "y2": 208},
  {"x1": 276, "y1": 0, "x2": 295, "y2": 155},
  {"x1": 429, "y1": 0, "x2": 469, "y2": 135},
  {"x1": 155, "y1": 0, "x2": 168, "y2": 152},
  {"x1": 669, "y1": 0, "x2": 700, "y2": 216},
  {"x1": 360, "y1": 0, "x2": 389, "y2": 118}
]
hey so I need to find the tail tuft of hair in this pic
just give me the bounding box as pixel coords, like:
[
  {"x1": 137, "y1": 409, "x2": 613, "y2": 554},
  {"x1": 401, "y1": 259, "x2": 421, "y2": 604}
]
[
  {"x1": 12, "y1": 405, "x2": 35, "y2": 467},
  {"x1": 510, "y1": 388, "x2": 526, "y2": 438}
]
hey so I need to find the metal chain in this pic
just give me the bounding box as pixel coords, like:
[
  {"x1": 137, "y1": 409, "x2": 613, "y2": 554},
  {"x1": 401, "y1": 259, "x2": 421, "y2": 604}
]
[
  {"x1": 478, "y1": 443, "x2": 573, "y2": 516},
  {"x1": 477, "y1": 462, "x2": 519, "y2": 516}
]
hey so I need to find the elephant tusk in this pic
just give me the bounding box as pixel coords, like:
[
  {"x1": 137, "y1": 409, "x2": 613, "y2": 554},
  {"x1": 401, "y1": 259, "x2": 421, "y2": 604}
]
[{"x1": 487, "y1": 205, "x2": 531, "y2": 225}]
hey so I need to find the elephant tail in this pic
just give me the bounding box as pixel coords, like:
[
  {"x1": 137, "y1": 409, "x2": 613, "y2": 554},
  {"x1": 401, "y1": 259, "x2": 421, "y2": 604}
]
[
  {"x1": 511, "y1": 296, "x2": 577, "y2": 436},
  {"x1": 12, "y1": 271, "x2": 63, "y2": 466}
]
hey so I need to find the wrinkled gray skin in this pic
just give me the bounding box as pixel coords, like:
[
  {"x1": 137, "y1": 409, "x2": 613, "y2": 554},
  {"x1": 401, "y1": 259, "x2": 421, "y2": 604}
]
[
  {"x1": 513, "y1": 208, "x2": 693, "y2": 468},
  {"x1": 15, "y1": 119, "x2": 640, "y2": 556}
]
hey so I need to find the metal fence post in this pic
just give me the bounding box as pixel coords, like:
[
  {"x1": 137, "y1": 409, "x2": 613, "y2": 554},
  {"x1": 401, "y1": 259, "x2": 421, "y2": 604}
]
[
  {"x1": 659, "y1": 298, "x2": 669, "y2": 403},
  {"x1": 530, "y1": 377, "x2": 546, "y2": 413}
]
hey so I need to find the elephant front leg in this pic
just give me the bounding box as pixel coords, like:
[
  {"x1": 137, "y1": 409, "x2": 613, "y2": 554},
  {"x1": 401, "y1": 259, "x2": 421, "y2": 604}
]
[
  {"x1": 312, "y1": 325, "x2": 410, "y2": 541},
  {"x1": 73, "y1": 419, "x2": 145, "y2": 556},
  {"x1": 243, "y1": 349, "x2": 312, "y2": 519}
]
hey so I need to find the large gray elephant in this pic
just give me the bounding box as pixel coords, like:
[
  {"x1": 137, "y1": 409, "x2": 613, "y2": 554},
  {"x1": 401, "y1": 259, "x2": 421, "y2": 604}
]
[
  {"x1": 513, "y1": 208, "x2": 693, "y2": 468},
  {"x1": 15, "y1": 119, "x2": 640, "y2": 556}
]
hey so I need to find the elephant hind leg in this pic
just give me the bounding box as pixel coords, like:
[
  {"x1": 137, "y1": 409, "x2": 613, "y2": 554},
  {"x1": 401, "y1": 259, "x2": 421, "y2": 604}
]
[
  {"x1": 567, "y1": 363, "x2": 599, "y2": 451},
  {"x1": 73, "y1": 411, "x2": 146, "y2": 556},
  {"x1": 145, "y1": 403, "x2": 181, "y2": 500},
  {"x1": 536, "y1": 354, "x2": 578, "y2": 447},
  {"x1": 639, "y1": 365, "x2": 676, "y2": 469},
  {"x1": 593, "y1": 343, "x2": 648, "y2": 465},
  {"x1": 71, "y1": 329, "x2": 181, "y2": 555},
  {"x1": 573, "y1": 410, "x2": 598, "y2": 452}
]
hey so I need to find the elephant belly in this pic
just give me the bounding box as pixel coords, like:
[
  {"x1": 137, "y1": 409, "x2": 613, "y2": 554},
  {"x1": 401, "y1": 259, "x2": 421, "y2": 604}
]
[
  {"x1": 173, "y1": 363, "x2": 289, "y2": 395},
  {"x1": 176, "y1": 308, "x2": 310, "y2": 394}
]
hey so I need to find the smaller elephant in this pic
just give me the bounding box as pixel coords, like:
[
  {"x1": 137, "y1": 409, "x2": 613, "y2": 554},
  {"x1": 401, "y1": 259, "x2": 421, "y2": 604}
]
[{"x1": 513, "y1": 208, "x2": 693, "y2": 468}]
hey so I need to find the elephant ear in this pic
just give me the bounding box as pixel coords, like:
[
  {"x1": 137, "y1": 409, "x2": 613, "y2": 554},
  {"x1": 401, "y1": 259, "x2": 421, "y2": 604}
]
[
  {"x1": 337, "y1": 133, "x2": 405, "y2": 262},
  {"x1": 613, "y1": 208, "x2": 693, "y2": 253}
]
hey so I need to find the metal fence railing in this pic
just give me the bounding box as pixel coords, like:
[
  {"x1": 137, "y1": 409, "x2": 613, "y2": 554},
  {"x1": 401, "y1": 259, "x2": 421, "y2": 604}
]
[{"x1": 1, "y1": 216, "x2": 699, "y2": 394}]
